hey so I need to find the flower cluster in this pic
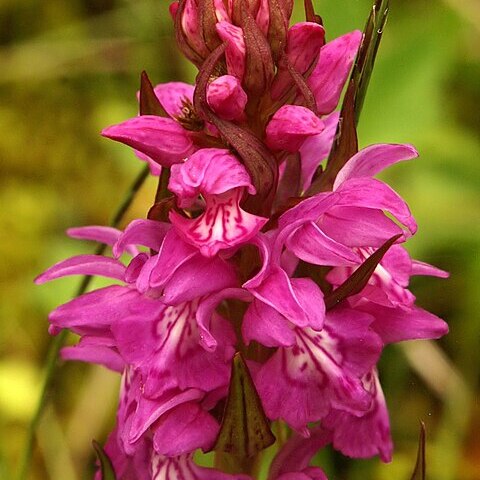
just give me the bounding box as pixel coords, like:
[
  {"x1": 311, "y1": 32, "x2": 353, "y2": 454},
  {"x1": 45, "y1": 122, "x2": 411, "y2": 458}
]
[{"x1": 36, "y1": 1, "x2": 448, "y2": 479}]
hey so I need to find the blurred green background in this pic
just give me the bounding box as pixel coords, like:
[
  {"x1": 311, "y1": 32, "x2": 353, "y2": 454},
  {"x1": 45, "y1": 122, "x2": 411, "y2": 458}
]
[{"x1": 0, "y1": 0, "x2": 479, "y2": 479}]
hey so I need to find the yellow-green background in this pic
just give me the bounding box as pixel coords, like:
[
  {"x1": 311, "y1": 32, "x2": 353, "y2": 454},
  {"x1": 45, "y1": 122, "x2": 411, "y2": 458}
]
[{"x1": 0, "y1": 0, "x2": 479, "y2": 478}]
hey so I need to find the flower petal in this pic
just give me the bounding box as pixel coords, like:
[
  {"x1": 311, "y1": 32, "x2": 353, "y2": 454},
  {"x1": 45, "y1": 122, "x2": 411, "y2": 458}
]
[
  {"x1": 170, "y1": 189, "x2": 267, "y2": 257},
  {"x1": 336, "y1": 177, "x2": 417, "y2": 235},
  {"x1": 299, "y1": 111, "x2": 339, "y2": 192},
  {"x1": 153, "y1": 81, "x2": 194, "y2": 118},
  {"x1": 365, "y1": 304, "x2": 449, "y2": 344},
  {"x1": 169, "y1": 148, "x2": 255, "y2": 203},
  {"x1": 152, "y1": 402, "x2": 219, "y2": 456},
  {"x1": 333, "y1": 143, "x2": 419, "y2": 190},
  {"x1": 320, "y1": 206, "x2": 405, "y2": 248},
  {"x1": 113, "y1": 219, "x2": 170, "y2": 258},
  {"x1": 35, "y1": 255, "x2": 125, "y2": 284},
  {"x1": 67, "y1": 226, "x2": 138, "y2": 257},
  {"x1": 102, "y1": 115, "x2": 194, "y2": 167},
  {"x1": 216, "y1": 21, "x2": 246, "y2": 80},
  {"x1": 266, "y1": 106, "x2": 325, "y2": 152},
  {"x1": 286, "y1": 221, "x2": 361, "y2": 266},
  {"x1": 242, "y1": 299, "x2": 296, "y2": 348},
  {"x1": 308, "y1": 30, "x2": 362, "y2": 115},
  {"x1": 323, "y1": 369, "x2": 392, "y2": 463},
  {"x1": 207, "y1": 75, "x2": 248, "y2": 121}
]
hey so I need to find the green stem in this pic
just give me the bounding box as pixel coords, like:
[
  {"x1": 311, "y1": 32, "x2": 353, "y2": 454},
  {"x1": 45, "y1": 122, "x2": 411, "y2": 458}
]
[{"x1": 16, "y1": 164, "x2": 150, "y2": 480}]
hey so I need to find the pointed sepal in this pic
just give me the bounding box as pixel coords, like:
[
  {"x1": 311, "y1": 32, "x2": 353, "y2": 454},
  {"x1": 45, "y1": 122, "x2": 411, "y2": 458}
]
[
  {"x1": 213, "y1": 353, "x2": 275, "y2": 458},
  {"x1": 325, "y1": 233, "x2": 402, "y2": 309}
]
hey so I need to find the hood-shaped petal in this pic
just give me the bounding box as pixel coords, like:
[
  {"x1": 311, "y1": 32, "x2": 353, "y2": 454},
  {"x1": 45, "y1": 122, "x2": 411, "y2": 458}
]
[
  {"x1": 169, "y1": 148, "x2": 255, "y2": 203},
  {"x1": 207, "y1": 75, "x2": 248, "y2": 121},
  {"x1": 102, "y1": 116, "x2": 194, "y2": 167},
  {"x1": 333, "y1": 144, "x2": 419, "y2": 190},
  {"x1": 153, "y1": 81, "x2": 194, "y2": 118},
  {"x1": 266, "y1": 106, "x2": 325, "y2": 152},
  {"x1": 308, "y1": 30, "x2": 362, "y2": 115}
]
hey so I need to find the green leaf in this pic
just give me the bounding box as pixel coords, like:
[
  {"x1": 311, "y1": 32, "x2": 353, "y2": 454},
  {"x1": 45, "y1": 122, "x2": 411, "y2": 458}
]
[
  {"x1": 213, "y1": 353, "x2": 275, "y2": 458},
  {"x1": 410, "y1": 422, "x2": 426, "y2": 480},
  {"x1": 139, "y1": 71, "x2": 168, "y2": 117},
  {"x1": 92, "y1": 440, "x2": 117, "y2": 480},
  {"x1": 324, "y1": 233, "x2": 401, "y2": 310}
]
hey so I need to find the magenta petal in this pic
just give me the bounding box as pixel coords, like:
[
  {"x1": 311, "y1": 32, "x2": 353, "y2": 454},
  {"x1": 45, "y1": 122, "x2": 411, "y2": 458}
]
[
  {"x1": 246, "y1": 267, "x2": 325, "y2": 330},
  {"x1": 320, "y1": 206, "x2": 405, "y2": 248},
  {"x1": 266, "y1": 106, "x2": 325, "y2": 152},
  {"x1": 35, "y1": 254, "x2": 125, "y2": 284},
  {"x1": 242, "y1": 299, "x2": 296, "y2": 348},
  {"x1": 137, "y1": 300, "x2": 235, "y2": 398},
  {"x1": 336, "y1": 177, "x2": 417, "y2": 235},
  {"x1": 286, "y1": 221, "x2": 361, "y2": 266},
  {"x1": 271, "y1": 22, "x2": 325, "y2": 98},
  {"x1": 129, "y1": 388, "x2": 204, "y2": 444},
  {"x1": 152, "y1": 403, "x2": 219, "y2": 456},
  {"x1": 286, "y1": 22, "x2": 325, "y2": 74},
  {"x1": 269, "y1": 426, "x2": 332, "y2": 480},
  {"x1": 300, "y1": 111, "x2": 339, "y2": 192},
  {"x1": 101, "y1": 116, "x2": 194, "y2": 167},
  {"x1": 113, "y1": 219, "x2": 170, "y2": 258},
  {"x1": 61, "y1": 341, "x2": 124, "y2": 372},
  {"x1": 334, "y1": 143, "x2": 419, "y2": 189},
  {"x1": 169, "y1": 189, "x2": 267, "y2": 257},
  {"x1": 366, "y1": 304, "x2": 449, "y2": 344},
  {"x1": 67, "y1": 226, "x2": 138, "y2": 257},
  {"x1": 255, "y1": 340, "x2": 370, "y2": 432},
  {"x1": 308, "y1": 30, "x2": 362, "y2": 114},
  {"x1": 151, "y1": 454, "x2": 251, "y2": 480},
  {"x1": 162, "y1": 255, "x2": 238, "y2": 305},
  {"x1": 324, "y1": 370, "x2": 393, "y2": 463},
  {"x1": 153, "y1": 81, "x2": 194, "y2": 118},
  {"x1": 196, "y1": 288, "x2": 252, "y2": 351},
  {"x1": 411, "y1": 260, "x2": 449, "y2": 278},
  {"x1": 149, "y1": 230, "x2": 198, "y2": 288},
  {"x1": 216, "y1": 21, "x2": 246, "y2": 80},
  {"x1": 49, "y1": 285, "x2": 157, "y2": 335},
  {"x1": 169, "y1": 148, "x2": 255, "y2": 201},
  {"x1": 207, "y1": 75, "x2": 248, "y2": 121}
]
